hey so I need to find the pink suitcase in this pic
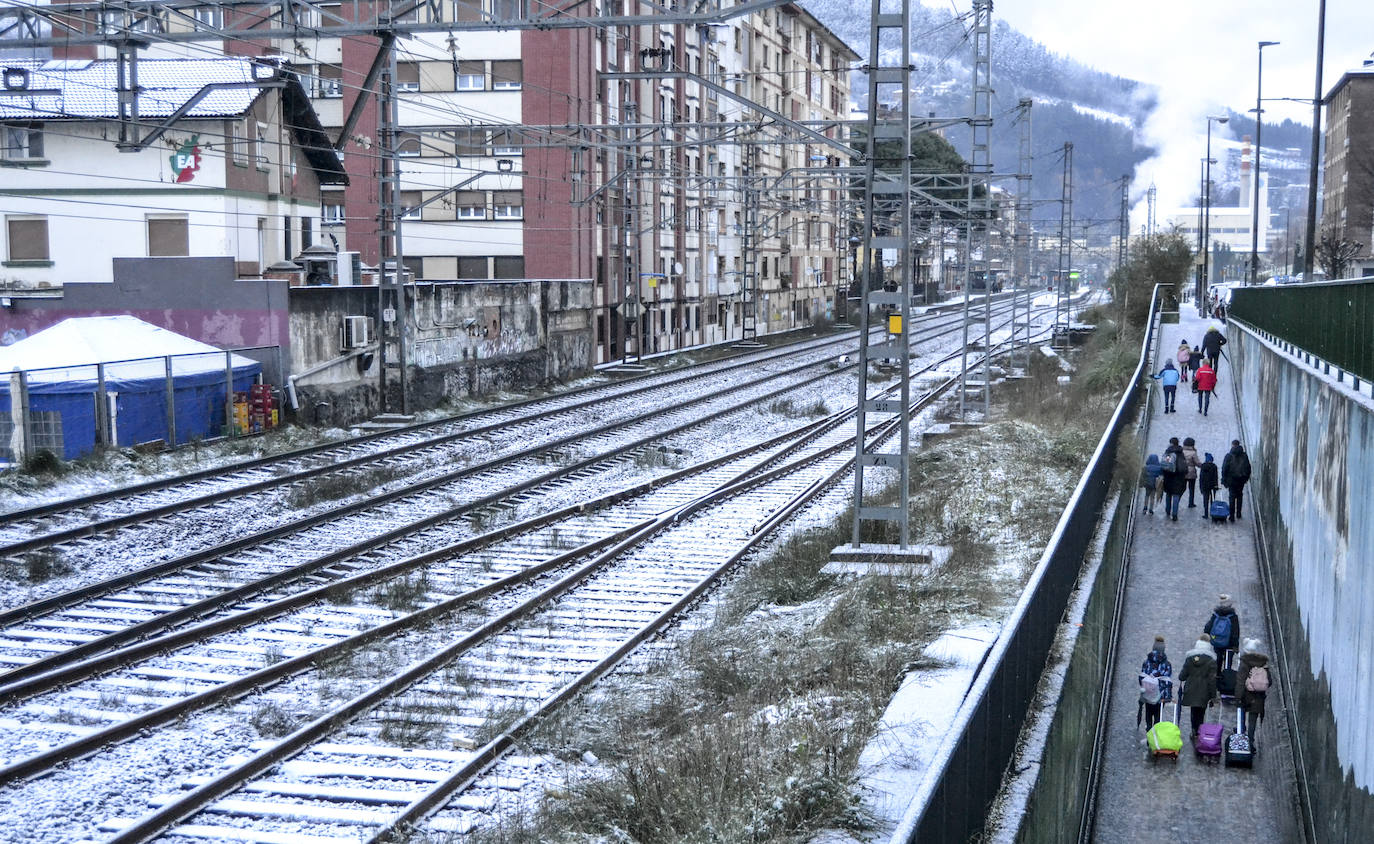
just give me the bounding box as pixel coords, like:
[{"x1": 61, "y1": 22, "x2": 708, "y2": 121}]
[{"x1": 1196, "y1": 722, "x2": 1224, "y2": 761}]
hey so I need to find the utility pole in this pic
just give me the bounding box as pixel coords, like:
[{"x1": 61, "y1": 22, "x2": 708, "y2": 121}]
[
  {"x1": 1118, "y1": 174, "x2": 1131, "y2": 273},
  {"x1": 845, "y1": 0, "x2": 915, "y2": 551},
  {"x1": 1014, "y1": 97, "x2": 1033, "y2": 372},
  {"x1": 1056, "y1": 142, "x2": 1073, "y2": 352},
  {"x1": 959, "y1": 0, "x2": 993, "y2": 419},
  {"x1": 377, "y1": 50, "x2": 410, "y2": 415},
  {"x1": 1303, "y1": 0, "x2": 1326, "y2": 282}
]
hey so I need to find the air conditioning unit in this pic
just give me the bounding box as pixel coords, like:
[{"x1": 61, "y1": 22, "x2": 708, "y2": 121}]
[
  {"x1": 342, "y1": 315, "x2": 374, "y2": 349},
  {"x1": 336, "y1": 251, "x2": 362, "y2": 286}
]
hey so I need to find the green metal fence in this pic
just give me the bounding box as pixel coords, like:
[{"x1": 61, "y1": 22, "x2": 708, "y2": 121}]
[{"x1": 1230, "y1": 279, "x2": 1374, "y2": 385}]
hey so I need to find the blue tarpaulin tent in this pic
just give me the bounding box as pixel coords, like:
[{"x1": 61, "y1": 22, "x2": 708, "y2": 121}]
[{"x1": 1, "y1": 316, "x2": 260, "y2": 461}]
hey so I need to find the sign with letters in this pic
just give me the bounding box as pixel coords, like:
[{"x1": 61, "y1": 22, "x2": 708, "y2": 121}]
[{"x1": 170, "y1": 135, "x2": 202, "y2": 183}]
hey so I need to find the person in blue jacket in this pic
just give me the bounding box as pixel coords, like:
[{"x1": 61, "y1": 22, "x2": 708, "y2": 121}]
[{"x1": 1151, "y1": 359, "x2": 1181, "y2": 413}]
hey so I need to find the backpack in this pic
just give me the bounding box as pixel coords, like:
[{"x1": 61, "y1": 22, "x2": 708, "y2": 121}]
[
  {"x1": 1246, "y1": 665, "x2": 1270, "y2": 693},
  {"x1": 1232, "y1": 451, "x2": 1252, "y2": 481},
  {"x1": 1209, "y1": 612, "x2": 1233, "y2": 649},
  {"x1": 1140, "y1": 673, "x2": 1163, "y2": 704},
  {"x1": 1161, "y1": 451, "x2": 1180, "y2": 474}
]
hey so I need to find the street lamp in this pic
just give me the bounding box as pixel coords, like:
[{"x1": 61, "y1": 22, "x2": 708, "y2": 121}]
[
  {"x1": 1250, "y1": 41, "x2": 1279, "y2": 285},
  {"x1": 1202, "y1": 114, "x2": 1228, "y2": 314}
]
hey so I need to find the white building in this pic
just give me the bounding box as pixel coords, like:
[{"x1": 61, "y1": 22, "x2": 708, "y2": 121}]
[{"x1": 0, "y1": 56, "x2": 345, "y2": 289}]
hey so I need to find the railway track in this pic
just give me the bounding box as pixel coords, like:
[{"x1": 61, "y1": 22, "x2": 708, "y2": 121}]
[
  {"x1": 80, "y1": 335, "x2": 1023, "y2": 844},
  {"x1": 0, "y1": 301, "x2": 1029, "y2": 696}
]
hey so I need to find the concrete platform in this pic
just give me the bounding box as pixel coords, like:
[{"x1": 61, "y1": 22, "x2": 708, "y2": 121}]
[{"x1": 824, "y1": 543, "x2": 951, "y2": 577}]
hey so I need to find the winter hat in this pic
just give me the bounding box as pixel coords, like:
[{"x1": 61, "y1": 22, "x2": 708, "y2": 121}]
[
  {"x1": 1205, "y1": 452, "x2": 1214, "y2": 462},
  {"x1": 1242, "y1": 637, "x2": 1263, "y2": 654},
  {"x1": 1184, "y1": 437, "x2": 1195, "y2": 447},
  {"x1": 1152, "y1": 635, "x2": 1166, "y2": 652},
  {"x1": 1218, "y1": 593, "x2": 1232, "y2": 607}
]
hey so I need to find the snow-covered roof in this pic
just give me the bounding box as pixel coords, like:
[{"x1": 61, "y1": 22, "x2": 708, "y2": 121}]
[
  {"x1": 0, "y1": 57, "x2": 280, "y2": 121},
  {"x1": 0, "y1": 316, "x2": 259, "y2": 384}
]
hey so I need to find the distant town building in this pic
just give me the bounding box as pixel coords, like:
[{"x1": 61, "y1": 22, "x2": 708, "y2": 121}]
[{"x1": 1322, "y1": 62, "x2": 1374, "y2": 278}]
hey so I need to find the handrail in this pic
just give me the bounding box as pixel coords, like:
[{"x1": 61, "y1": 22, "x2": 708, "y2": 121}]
[{"x1": 890, "y1": 284, "x2": 1163, "y2": 843}]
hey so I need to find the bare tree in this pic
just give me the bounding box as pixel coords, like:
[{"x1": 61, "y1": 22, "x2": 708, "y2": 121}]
[{"x1": 1315, "y1": 228, "x2": 1364, "y2": 280}]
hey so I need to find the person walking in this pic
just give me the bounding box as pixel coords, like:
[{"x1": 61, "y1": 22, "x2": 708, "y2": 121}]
[
  {"x1": 1178, "y1": 638, "x2": 1219, "y2": 740},
  {"x1": 1202, "y1": 325, "x2": 1228, "y2": 371},
  {"x1": 1204, "y1": 594, "x2": 1241, "y2": 670},
  {"x1": 1176, "y1": 341, "x2": 1192, "y2": 381},
  {"x1": 1138, "y1": 635, "x2": 1174, "y2": 730},
  {"x1": 1151, "y1": 360, "x2": 1181, "y2": 413},
  {"x1": 1181, "y1": 437, "x2": 1201, "y2": 507},
  {"x1": 1188, "y1": 345, "x2": 1204, "y2": 380},
  {"x1": 1221, "y1": 439, "x2": 1252, "y2": 521},
  {"x1": 1140, "y1": 454, "x2": 1163, "y2": 514},
  {"x1": 1236, "y1": 638, "x2": 1271, "y2": 744},
  {"x1": 1160, "y1": 437, "x2": 1188, "y2": 521},
  {"x1": 1198, "y1": 452, "x2": 1220, "y2": 516},
  {"x1": 1194, "y1": 359, "x2": 1217, "y2": 415}
]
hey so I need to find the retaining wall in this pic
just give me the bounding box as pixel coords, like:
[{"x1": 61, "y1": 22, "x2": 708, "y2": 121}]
[{"x1": 1231, "y1": 319, "x2": 1374, "y2": 843}]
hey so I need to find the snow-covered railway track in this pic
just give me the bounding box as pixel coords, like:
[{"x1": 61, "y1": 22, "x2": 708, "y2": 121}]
[
  {"x1": 0, "y1": 323, "x2": 894, "y2": 558},
  {"x1": 85, "y1": 345, "x2": 948, "y2": 844}
]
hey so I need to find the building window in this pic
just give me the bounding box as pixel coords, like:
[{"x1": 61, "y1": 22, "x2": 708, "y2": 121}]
[
  {"x1": 456, "y1": 60, "x2": 485, "y2": 91},
  {"x1": 322, "y1": 202, "x2": 345, "y2": 225},
  {"x1": 456, "y1": 191, "x2": 487, "y2": 220},
  {"x1": 395, "y1": 131, "x2": 422, "y2": 157},
  {"x1": 491, "y1": 0, "x2": 522, "y2": 20},
  {"x1": 493, "y1": 191, "x2": 523, "y2": 220},
  {"x1": 255, "y1": 123, "x2": 270, "y2": 167},
  {"x1": 300, "y1": 216, "x2": 313, "y2": 248},
  {"x1": 2, "y1": 124, "x2": 44, "y2": 161},
  {"x1": 490, "y1": 129, "x2": 521, "y2": 156},
  {"x1": 5, "y1": 215, "x2": 49, "y2": 263},
  {"x1": 229, "y1": 120, "x2": 248, "y2": 165},
  {"x1": 454, "y1": 128, "x2": 486, "y2": 157},
  {"x1": 453, "y1": 0, "x2": 482, "y2": 21},
  {"x1": 317, "y1": 64, "x2": 343, "y2": 98},
  {"x1": 147, "y1": 216, "x2": 189, "y2": 257},
  {"x1": 493, "y1": 255, "x2": 524, "y2": 278},
  {"x1": 192, "y1": 5, "x2": 223, "y2": 28},
  {"x1": 395, "y1": 62, "x2": 420, "y2": 92},
  {"x1": 491, "y1": 60, "x2": 522, "y2": 90},
  {"x1": 399, "y1": 190, "x2": 422, "y2": 220},
  {"x1": 458, "y1": 255, "x2": 488, "y2": 278}
]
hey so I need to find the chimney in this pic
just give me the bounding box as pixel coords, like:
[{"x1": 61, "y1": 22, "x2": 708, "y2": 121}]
[{"x1": 1240, "y1": 135, "x2": 1253, "y2": 209}]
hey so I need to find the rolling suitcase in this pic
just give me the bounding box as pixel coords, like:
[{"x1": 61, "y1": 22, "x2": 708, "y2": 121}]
[
  {"x1": 1218, "y1": 651, "x2": 1239, "y2": 703},
  {"x1": 1209, "y1": 500, "x2": 1230, "y2": 522},
  {"x1": 1147, "y1": 701, "x2": 1182, "y2": 762},
  {"x1": 1225, "y1": 707, "x2": 1254, "y2": 768},
  {"x1": 1195, "y1": 704, "x2": 1224, "y2": 762}
]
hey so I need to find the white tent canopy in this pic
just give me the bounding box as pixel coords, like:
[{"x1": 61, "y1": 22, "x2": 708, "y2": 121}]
[{"x1": 0, "y1": 316, "x2": 259, "y2": 385}]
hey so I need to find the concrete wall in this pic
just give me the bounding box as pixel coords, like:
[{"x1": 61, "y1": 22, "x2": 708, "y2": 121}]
[
  {"x1": 289, "y1": 278, "x2": 593, "y2": 426},
  {"x1": 1231, "y1": 321, "x2": 1374, "y2": 842}
]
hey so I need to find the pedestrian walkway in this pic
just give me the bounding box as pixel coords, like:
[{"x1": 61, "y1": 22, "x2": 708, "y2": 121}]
[{"x1": 1093, "y1": 310, "x2": 1296, "y2": 840}]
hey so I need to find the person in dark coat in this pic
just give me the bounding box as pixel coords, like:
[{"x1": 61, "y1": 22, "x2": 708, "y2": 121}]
[
  {"x1": 1188, "y1": 345, "x2": 1204, "y2": 380},
  {"x1": 1202, "y1": 325, "x2": 1228, "y2": 371},
  {"x1": 1160, "y1": 437, "x2": 1188, "y2": 520},
  {"x1": 1220, "y1": 439, "x2": 1252, "y2": 521},
  {"x1": 1237, "y1": 637, "x2": 1270, "y2": 743},
  {"x1": 1140, "y1": 454, "x2": 1163, "y2": 514},
  {"x1": 1178, "y1": 638, "x2": 1218, "y2": 739},
  {"x1": 1182, "y1": 437, "x2": 1201, "y2": 507},
  {"x1": 1198, "y1": 452, "x2": 1220, "y2": 516},
  {"x1": 1139, "y1": 635, "x2": 1174, "y2": 729},
  {"x1": 1204, "y1": 593, "x2": 1241, "y2": 670}
]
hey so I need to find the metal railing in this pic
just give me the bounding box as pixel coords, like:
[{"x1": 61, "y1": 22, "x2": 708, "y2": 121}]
[
  {"x1": 891, "y1": 284, "x2": 1163, "y2": 843},
  {"x1": 1230, "y1": 277, "x2": 1374, "y2": 386}
]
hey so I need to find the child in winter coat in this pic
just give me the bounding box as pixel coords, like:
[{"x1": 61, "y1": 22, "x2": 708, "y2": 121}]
[
  {"x1": 1236, "y1": 638, "x2": 1271, "y2": 743},
  {"x1": 1140, "y1": 454, "x2": 1163, "y2": 514},
  {"x1": 1194, "y1": 360, "x2": 1218, "y2": 415},
  {"x1": 1151, "y1": 360, "x2": 1181, "y2": 413},
  {"x1": 1188, "y1": 345, "x2": 1204, "y2": 379},
  {"x1": 1205, "y1": 594, "x2": 1241, "y2": 670},
  {"x1": 1138, "y1": 635, "x2": 1173, "y2": 729},
  {"x1": 1198, "y1": 452, "x2": 1220, "y2": 515},
  {"x1": 1182, "y1": 437, "x2": 1201, "y2": 507},
  {"x1": 1176, "y1": 342, "x2": 1192, "y2": 381},
  {"x1": 1178, "y1": 639, "x2": 1219, "y2": 739}
]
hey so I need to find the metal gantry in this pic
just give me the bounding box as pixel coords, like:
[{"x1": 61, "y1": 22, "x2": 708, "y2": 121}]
[
  {"x1": 958, "y1": 0, "x2": 993, "y2": 418},
  {"x1": 1056, "y1": 141, "x2": 1074, "y2": 351},
  {"x1": 1014, "y1": 97, "x2": 1034, "y2": 372}
]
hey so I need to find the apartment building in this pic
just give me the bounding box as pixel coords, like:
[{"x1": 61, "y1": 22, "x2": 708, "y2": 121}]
[{"x1": 1322, "y1": 63, "x2": 1374, "y2": 278}]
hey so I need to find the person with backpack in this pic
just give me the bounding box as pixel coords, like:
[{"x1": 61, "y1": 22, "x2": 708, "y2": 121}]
[
  {"x1": 1178, "y1": 638, "x2": 1219, "y2": 740},
  {"x1": 1151, "y1": 360, "x2": 1181, "y2": 413},
  {"x1": 1176, "y1": 341, "x2": 1192, "y2": 381},
  {"x1": 1198, "y1": 452, "x2": 1220, "y2": 516},
  {"x1": 1205, "y1": 594, "x2": 1241, "y2": 671},
  {"x1": 1203, "y1": 325, "x2": 1228, "y2": 372},
  {"x1": 1194, "y1": 359, "x2": 1218, "y2": 415},
  {"x1": 1138, "y1": 635, "x2": 1174, "y2": 729},
  {"x1": 1181, "y1": 437, "x2": 1201, "y2": 507},
  {"x1": 1188, "y1": 345, "x2": 1204, "y2": 380},
  {"x1": 1220, "y1": 439, "x2": 1252, "y2": 521},
  {"x1": 1237, "y1": 637, "x2": 1271, "y2": 744},
  {"x1": 1140, "y1": 454, "x2": 1164, "y2": 514},
  {"x1": 1160, "y1": 437, "x2": 1188, "y2": 520}
]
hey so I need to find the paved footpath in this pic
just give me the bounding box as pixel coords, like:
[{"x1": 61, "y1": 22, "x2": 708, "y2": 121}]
[{"x1": 1093, "y1": 311, "x2": 1295, "y2": 841}]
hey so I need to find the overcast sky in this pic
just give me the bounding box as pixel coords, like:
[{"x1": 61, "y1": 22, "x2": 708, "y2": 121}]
[{"x1": 976, "y1": 0, "x2": 1374, "y2": 214}]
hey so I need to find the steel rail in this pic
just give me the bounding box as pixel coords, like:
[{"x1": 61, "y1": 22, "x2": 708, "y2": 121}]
[{"x1": 103, "y1": 331, "x2": 1042, "y2": 844}]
